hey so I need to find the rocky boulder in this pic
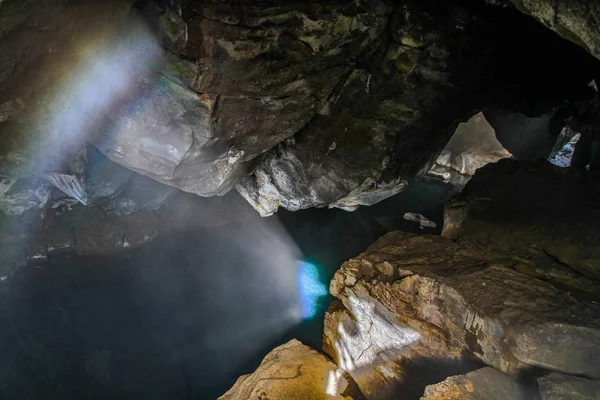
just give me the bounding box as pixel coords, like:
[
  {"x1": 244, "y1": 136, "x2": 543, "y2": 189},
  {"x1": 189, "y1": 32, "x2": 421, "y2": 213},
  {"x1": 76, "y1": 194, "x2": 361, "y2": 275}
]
[
  {"x1": 511, "y1": 0, "x2": 600, "y2": 61},
  {"x1": 443, "y1": 159, "x2": 600, "y2": 281},
  {"x1": 323, "y1": 230, "x2": 600, "y2": 400},
  {"x1": 426, "y1": 112, "x2": 512, "y2": 190},
  {"x1": 237, "y1": 0, "x2": 599, "y2": 216},
  {"x1": 538, "y1": 372, "x2": 600, "y2": 400},
  {"x1": 1, "y1": 0, "x2": 599, "y2": 216},
  {"x1": 420, "y1": 367, "x2": 525, "y2": 400},
  {"x1": 219, "y1": 339, "x2": 364, "y2": 400}
]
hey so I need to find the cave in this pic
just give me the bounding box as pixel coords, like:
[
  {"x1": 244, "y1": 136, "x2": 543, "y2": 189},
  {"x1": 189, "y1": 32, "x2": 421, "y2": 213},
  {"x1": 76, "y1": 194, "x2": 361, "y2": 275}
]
[{"x1": 0, "y1": 0, "x2": 599, "y2": 399}]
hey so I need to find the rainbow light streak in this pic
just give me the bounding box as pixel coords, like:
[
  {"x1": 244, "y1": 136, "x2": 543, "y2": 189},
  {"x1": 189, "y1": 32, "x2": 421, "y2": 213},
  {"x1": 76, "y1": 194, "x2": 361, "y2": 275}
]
[
  {"x1": 31, "y1": 15, "x2": 162, "y2": 177},
  {"x1": 297, "y1": 260, "x2": 328, "y2": 320}
]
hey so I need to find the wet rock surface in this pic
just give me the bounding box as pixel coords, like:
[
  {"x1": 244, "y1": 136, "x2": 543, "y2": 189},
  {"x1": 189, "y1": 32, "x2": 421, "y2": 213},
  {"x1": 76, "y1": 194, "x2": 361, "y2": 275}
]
[{"x1": 238, "y1": 1, "x2": 598, "y2": 215}]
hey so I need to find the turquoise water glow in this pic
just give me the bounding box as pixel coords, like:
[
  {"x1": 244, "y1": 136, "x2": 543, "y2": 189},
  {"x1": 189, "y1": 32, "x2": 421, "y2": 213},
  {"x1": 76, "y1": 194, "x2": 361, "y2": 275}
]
[{"x1": 297, "y1": 261, "x2": 328, "y2": 319}]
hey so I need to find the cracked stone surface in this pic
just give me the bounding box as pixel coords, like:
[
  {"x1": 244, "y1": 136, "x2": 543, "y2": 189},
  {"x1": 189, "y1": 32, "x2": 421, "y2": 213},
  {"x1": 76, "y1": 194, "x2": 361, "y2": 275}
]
[
  {"x1": 236, "y1": 1, "x2": 600, "y2": 215},
  {"x1": 323, "y1": 230, "x2": 600, "y2": 400},
  {"x1": 218, "y1": 339, "x2": 364, "y2": 400},
  {"x1": 420, "y1": 367, "x2": 524, "y2": 400},
  {"x1": 2, "y1": 1, "x2": 599, "y2": 216},
  {"x1": 538, "y1": 372, "x2": 600, "y2": 400}
]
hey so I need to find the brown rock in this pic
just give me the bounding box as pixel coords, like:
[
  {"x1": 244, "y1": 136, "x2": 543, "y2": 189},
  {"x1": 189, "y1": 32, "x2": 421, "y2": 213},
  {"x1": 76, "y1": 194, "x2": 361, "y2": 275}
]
[
  {"x1": 324, "y1": 231, "x2": 600, "y2": 400},
  {"x1": 420, "y1": 367, "x2": 523, "y2": 400},
  {"x1": 219, "y1": 339, "x2": 363, "y2": 400},
  {"x1": 538, "y1": 372, "x2": 600, "y2": 400}
]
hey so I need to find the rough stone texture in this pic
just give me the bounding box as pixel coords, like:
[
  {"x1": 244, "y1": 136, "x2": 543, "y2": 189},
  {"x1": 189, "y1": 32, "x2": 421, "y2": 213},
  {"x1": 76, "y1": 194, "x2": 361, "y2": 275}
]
[
  {"x1": 484, "y1": 109, "x2": 562, "y2": 161},
  {"x1": 443, "y1": 159, "x2": 600, "y2": 281},
  {"x1": 0, "y1": 0, "x2": 392, "y2": 211},
  {"x1": 323, "y1": 231, "x2": 600, "y2": 400},
  {"x1": 237, "y1": 1, "x2": 599, "y2": 216},
  {"x1": 237, "y1": 3, "x2": 478, "y2": 216},
  {"x1": 1, "y1": 1, "x2": 599, "y2": 215},
  {"x1": 420, "y1": 367, "x2": 523, "y2": 400},
  {"x1": 427, "y1": 112, "x2": 512, "y2": 190},
  {"x1": 538, "y1": 372, "x2": 600, "y2": 400},
  {"x1": 85, "y1": 0, "x2": 391, "y2": 197},
  {"x1": 511, "y1": 0, "x2": 600, "y2": 61},
  {"x1": 219, "y1": 339, "x2": 363, "y2": 400}
]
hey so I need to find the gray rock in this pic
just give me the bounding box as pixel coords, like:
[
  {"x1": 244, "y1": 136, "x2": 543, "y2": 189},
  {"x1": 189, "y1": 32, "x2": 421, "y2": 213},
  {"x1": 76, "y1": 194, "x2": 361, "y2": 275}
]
[
  {"x1": 442, "y1": 159, "x2": 600, "y2": 282},
  {"x1": 324, "y1": 231, "x2": 600, "y2": 400},
  {"x1": 0, "y1": 178, "x2": 50, "y2": 215},
  {"x1": 538, "y1": 372, "x2": 600, "y2": 400},
  {"x1": 0, "y1": 0, "x2": 598, "y2": 217},
  {"x1": 420, "y1": 367, "x2": 524, "y2": 400},
  {"x1": 511, "y1": 0, "x2": 600, "y2": 61},
  {"x1": 426, "y1": 112, "x2": 512, "y2": 190},
  {"x1": 92, "y1": 0, "x2": 390, "y2": 197},
  {"x1": 237, "y1": 4, "x2": 476, "y2": 215},
  {"x1": 219, "y1": 339, "x2": 364, "y2": 400}
]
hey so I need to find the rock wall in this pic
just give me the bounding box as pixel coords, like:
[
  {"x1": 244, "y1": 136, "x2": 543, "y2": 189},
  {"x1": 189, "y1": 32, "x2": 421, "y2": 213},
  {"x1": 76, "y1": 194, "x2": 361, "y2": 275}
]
[
  {"x1": 1, "y1": 0, "x2": 599, "y2": 217},
  {"x1": 443, "y1": 159, "x2": 600, "y2": 281},
  {"x1": 322, "y1": 230, "x2": 600, "y2": 399},
  {"x1": 512, "y1": 0, "x2": 600, "y2": 61}
]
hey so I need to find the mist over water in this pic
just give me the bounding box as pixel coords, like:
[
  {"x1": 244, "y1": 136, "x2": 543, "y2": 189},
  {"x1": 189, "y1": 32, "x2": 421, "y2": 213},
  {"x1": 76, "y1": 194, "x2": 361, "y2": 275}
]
[{"x1": 0, "y1": 180, "x2": 453, "y2": 399}]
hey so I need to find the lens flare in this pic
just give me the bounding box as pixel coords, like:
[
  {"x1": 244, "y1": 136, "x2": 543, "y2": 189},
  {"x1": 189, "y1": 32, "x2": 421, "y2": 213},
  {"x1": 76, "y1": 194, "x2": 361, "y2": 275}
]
[{"x1": 297, "y1": 261, "x2": 328, "y2": 320}]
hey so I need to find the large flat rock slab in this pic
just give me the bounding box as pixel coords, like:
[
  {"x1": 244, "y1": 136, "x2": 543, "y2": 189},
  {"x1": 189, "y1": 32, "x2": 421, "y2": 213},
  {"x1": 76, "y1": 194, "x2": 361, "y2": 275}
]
[{"x1": 324, "y1": 231, "x2": 600, "y2": 400}]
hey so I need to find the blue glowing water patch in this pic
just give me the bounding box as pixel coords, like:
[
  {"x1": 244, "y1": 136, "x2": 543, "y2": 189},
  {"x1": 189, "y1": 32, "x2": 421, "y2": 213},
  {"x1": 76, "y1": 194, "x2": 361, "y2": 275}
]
[{"x1": 297, "y1": 261, "x2": 328, "y2": 320}]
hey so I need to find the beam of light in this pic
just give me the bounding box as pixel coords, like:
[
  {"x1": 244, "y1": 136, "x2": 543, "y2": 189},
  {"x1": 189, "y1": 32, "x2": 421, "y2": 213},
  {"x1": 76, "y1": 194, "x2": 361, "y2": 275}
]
[
  {"x1": 16, "y1": 7, "x2": 163, "y2": 199},
  {"x1": 325, "y1": 295, "x2": 421, "y2": 397},
  {"x1": 297, "y1": 260, "x2": 328, "y2": 320}
]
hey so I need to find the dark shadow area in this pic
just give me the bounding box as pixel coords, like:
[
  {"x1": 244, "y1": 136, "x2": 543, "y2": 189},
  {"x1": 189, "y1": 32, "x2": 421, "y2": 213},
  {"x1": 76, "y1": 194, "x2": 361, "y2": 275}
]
[
  {"x1": 0, "y1": 180, "x2": 455, "y2": 399},
  {"x1": 390, "y1": 357, "x2": 483, "y2": 400}
]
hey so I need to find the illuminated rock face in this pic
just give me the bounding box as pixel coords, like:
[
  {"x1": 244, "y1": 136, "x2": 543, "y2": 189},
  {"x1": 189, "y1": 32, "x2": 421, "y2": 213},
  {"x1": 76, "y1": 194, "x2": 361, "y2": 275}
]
[
  {"x1": 323, "y1": 230, "x2": 600, "y2": 400},
  {"x1": 218, "y1": 339, "x2": 362, "y2": 400},
  {"x1": 426, "y1": 112, "x2": 512, "y2": 190},
  {"x1": 1, "y1": 0, "x2": 599, "y2": 216}
]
